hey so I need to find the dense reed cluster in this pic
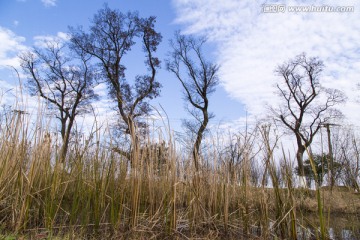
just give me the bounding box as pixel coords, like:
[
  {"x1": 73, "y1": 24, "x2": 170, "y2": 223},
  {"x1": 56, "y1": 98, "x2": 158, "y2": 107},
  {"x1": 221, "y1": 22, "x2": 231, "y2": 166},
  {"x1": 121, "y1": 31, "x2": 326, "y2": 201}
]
[{"x1": 0, "y1": 101, "x2": 359, "y2": 240}]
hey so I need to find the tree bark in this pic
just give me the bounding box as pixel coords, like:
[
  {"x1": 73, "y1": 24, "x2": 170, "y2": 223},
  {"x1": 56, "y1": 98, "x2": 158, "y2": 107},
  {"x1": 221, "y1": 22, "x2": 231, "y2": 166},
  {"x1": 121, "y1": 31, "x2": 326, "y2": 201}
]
[
  {"x1": 192, "y1": 109, "x2": 208, "y2": 172},
  {"x1": 296, "y1": 147, "x2": 305, "y2": 176},
  {"x1": 59, "y1": 117, "x2": 75, "y2": 163},
  {"x1": 296, "y1": 145, "x2": 307, "y2": 187}
]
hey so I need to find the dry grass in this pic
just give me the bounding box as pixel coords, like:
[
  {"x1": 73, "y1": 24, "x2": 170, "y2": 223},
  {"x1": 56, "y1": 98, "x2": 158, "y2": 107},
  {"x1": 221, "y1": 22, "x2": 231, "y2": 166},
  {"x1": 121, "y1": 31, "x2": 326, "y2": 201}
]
[
  {"x1": 0, "y1": 105, "x2": 359, "y2": 239},
  {"x1": 298, "y1": 188, "x2": 360, "y2": 214}
]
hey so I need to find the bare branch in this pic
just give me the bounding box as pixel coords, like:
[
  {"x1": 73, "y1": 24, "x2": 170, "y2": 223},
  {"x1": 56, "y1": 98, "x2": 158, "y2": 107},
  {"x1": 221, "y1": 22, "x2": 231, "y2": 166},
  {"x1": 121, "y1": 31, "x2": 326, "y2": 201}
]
[
  {"x1": 271, "y1": 53, "x2": 346, "y2": 180},
  {"x1": 167, "y1": 32, "x2": 219, "y2": 171},
  {"x1": 20, "y1": 39, "x2": 98, "y2": 162}
]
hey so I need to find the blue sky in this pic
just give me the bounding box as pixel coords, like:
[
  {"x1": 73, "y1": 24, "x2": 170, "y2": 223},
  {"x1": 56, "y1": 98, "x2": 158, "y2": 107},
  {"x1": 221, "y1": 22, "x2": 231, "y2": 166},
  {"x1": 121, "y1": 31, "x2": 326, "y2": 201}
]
[
  {"x1": 0, "y1": 0, "x2": 245, "y2": 133},
  {"x1": 1, "y1": 0, "x2": 360, "y2": 135}
]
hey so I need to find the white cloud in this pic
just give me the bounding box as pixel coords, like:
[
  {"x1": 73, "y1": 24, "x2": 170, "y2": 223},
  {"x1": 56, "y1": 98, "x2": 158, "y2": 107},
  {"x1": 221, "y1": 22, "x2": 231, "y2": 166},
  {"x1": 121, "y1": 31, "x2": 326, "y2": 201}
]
[
  {"x1": 41, "y1": 0, "x2": 56, "y2": 7},
  {"x1": 173, "y1": 0, "x2": 360, "y2": 126},
  {"x1": 33, "y1": 32, "x2": 70, "y2": 48},
  {"x1": 0, "y1": 27, "x2": 27, "y2": 68}
]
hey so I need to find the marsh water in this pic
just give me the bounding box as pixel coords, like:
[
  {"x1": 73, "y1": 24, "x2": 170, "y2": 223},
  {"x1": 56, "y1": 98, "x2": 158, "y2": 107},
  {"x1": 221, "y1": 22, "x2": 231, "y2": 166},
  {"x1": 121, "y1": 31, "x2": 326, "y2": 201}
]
[
  {"x1": 247, "y1": 212, "x2": 360, "y2": 239},
  {"x1": 297, "y1": 213, "x2": 360, "y2": 240}
]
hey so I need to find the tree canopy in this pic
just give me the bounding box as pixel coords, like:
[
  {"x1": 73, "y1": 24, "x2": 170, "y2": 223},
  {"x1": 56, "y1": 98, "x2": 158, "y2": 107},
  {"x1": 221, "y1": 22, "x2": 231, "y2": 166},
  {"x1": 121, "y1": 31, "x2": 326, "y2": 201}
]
[
  {"x1": 271, "y1": 53, "x2": 346, "y2": 182},
  {"x1": 69, "y1": 4, "x2": 162, "y2": 163}
]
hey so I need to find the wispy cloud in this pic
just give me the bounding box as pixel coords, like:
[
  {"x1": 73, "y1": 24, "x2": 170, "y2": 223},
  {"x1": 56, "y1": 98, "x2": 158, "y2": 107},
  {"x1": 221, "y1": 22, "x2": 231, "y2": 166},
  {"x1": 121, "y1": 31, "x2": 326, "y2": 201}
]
[
  {"x1": 33, "y1": 31, "x2": 70, "y2": 47},
  {"x1": 0, "y1": 27, "x2": 27, "y2": 68},
  {"x1": 41, "y1": 0, "x2": 57, "y2": 7},
  {"x1": 173, "y1": 0, "x2": 360, "y2": 126}
]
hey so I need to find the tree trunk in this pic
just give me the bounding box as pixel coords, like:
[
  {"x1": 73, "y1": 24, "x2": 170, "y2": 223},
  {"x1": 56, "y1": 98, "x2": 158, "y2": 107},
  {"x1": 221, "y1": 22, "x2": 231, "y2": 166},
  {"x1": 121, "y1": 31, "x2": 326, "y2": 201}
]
[
  {"x1": 192, "y1": 110, "x2": 208, "y2": 172},
  {"x1": 111, "y1": 117, "x2": 140, "y2": 168},
  {"x1": 325, "y1": 124, "x2": 335, "y2": 190},
  {"x1": 296, "y1": 147, "x2": 305, "y2": 176},
  {"x1": 296, "y1": 146, "x2": 307, "y2": 187},
  {"x1": 59, "y1": 118, "x2": 74, "y2": 164},
  {"x1": 128, "y1": 118, "x2": 139, "y2": 169}
]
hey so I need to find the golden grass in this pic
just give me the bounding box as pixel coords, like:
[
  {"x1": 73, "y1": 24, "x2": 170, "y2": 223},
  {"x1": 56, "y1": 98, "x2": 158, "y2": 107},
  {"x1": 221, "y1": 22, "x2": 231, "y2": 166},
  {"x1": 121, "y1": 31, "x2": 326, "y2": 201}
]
[{"x1": 0, "y1": 107, "x2": 359, "y2": 239}]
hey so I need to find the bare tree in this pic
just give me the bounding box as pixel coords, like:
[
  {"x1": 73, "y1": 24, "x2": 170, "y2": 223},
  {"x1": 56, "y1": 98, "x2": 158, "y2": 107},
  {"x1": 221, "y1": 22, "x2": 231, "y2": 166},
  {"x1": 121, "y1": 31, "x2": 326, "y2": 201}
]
[
  {"x1": 333, "y1": 127, "x2": 360, "y2": 191},
  {"x1": 20, "y1": 39, "x2": 98, "y2": 162},
  {"x1": 271, "y1": 53, "x2": 346, "y2": 184},
  {"x1": 69, "y1": 5, "x2": 162, "y2": 163},
  {"x1": 167, "y1": 32, "x2": 219, "y2": 171}
]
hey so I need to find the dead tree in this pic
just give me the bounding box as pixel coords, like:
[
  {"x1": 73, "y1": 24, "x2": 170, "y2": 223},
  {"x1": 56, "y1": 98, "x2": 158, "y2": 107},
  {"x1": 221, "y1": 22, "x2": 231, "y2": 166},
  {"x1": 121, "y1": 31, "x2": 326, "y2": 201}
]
[
  {"x1": 271, "y1": 53, "x2": 346, "y2": 184},
  {"x1": 167, "y1": 32, "x2": 219, "y2": 171},
  {"x1": 20, "y1": 39, "x2": 98, "y2": 163},
  {"x1": 69, "y1": 5, "x2": 162, "y2": 165}
]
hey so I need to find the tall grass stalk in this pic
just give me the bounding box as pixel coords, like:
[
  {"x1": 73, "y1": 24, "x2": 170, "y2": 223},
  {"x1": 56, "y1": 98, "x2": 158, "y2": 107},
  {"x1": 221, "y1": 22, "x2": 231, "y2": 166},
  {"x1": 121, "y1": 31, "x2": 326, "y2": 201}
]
[
  {"x1": 306, "y1": 148, "x2": 327, "y2": 240},
  {"x1": 260, "y1": 125, "x2": 287, "y2": 238},
  {"x1": 281, "y1": 147, "x2": 297, "y2": 240}
]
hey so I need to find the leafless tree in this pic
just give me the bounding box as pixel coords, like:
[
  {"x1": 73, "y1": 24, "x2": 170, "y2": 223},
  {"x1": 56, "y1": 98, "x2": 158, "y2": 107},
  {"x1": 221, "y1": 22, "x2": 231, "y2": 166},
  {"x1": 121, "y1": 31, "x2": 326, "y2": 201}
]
[
  {"x1": 271, "y1": 53, "x2": 346, "y2": 183},
  {"x1": 167, "y1": 32, "x2": 219, "y2": 172},
  {"x1": 20, "y1": 39, "x2": 98, "y2": 162},
  {"x1": 69, "y1": 5, "x2": 162, "y2": 163},
  {"x1": 333, "y1": 127, "x2": 360, "y2": 191}
]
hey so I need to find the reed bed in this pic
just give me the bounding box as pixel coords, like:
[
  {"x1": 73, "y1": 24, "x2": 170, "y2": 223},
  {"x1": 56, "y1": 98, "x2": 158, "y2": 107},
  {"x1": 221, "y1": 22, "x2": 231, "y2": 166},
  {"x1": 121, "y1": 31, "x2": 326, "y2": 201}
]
[{"x1": 0, "y1": 105, "x2": 359, "y2": 239}]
